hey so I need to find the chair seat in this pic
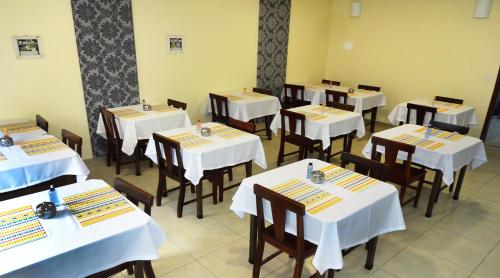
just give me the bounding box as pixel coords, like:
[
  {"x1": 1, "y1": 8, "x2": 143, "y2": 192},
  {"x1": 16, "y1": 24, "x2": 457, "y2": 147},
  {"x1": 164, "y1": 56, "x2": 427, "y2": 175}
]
[
  {"x1": 387, "y1": 164, "x2": 426, "y2": 185},
  {"x1": 262, "y1": 225, "x2": 317, "y2": 257},
  {"x1": 285, "y1": 134, "x2": 321, "y2": 148}
]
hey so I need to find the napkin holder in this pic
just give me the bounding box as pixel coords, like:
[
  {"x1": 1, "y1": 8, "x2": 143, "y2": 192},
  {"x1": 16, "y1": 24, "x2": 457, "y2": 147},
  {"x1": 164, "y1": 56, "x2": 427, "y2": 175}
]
[
  {"x1": 201, "y1": 127, "x2": 212, "y2": 137},
  {"x1": 311, "y1": 170, "x2": 325, "y2": 184},
  {"x1": 0, "y1": 134, "x2": 13, "y2": 147},
  {"x1": 143, "y1": 104, "x2": 152, "y2": 111},
  {"x1": 347, "y1": 88, "x2": 355, "y2": 94},
  {"x1": 36, "y1": 202, "x2": 57, "y2": 219}
]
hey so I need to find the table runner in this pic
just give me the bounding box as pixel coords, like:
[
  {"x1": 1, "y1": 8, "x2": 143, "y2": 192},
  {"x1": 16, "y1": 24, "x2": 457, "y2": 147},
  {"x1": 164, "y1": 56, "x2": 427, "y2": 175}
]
[
  {"x1": 0, "y1": 122, "x2": 39, "y2": 134},
  {"x1": 0, "y1": 205, "x2": 47, "y2": 252},
  {"x1": 391, "y1": 134, "x2": 445, "y2": 151},
  {"x1": 167, "y1": 132, "x2": 211, "y2": 148},
  {"x1": 112, "y1": 108, "x2": 146, "y2": 119},
  {"x1": 151, "y1": 104, "x2": 178, "y2": 113},
  {"x1": 17, "y1": 137, "x2": 68, "y2": 156},
  {"x1": 210, "y1": 124, "x2": 247, "y2": 139},
  {"x1": 311, "y1": 106, "x2": 350, "y2": 116},
  {"x1": 320, "y1": 165, "x2": 378, "y2": 193},
  {"x1": 414, "y1": 127, "x2": 465, "y2": 142},
  {"x1": 295, "y1": 110, "x2": 328, "y2": 121}
]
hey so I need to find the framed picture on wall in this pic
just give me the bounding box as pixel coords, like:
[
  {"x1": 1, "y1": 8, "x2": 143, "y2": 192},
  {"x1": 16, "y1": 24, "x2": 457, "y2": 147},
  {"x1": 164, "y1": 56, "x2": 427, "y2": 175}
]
[
  {"x1": 167, "y1": 35, "x2": 183, "y2": 54},
  {"x1": 12, "y1": 36, "x2": 44, "y2": 59}
]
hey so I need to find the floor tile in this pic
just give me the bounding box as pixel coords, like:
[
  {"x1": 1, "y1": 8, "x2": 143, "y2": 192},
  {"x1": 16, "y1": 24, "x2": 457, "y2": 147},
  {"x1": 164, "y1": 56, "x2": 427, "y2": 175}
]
[
  {"x1": 474, "y1": 182, "x2": 500, "y2": 204},
  {"x1": 437, "y1": 210, "x2": 500, "y2": 245},
  {"x1": 475, "y1": 245, "x2": 500, "y2": 278},
  {"x1": 160, "y1": 261, "x2": 216, "y2": 278},
  {"x1": 457, "y1": 196, "x2": 500, "y2": 224},
  {"x1": 150, "y1": 239, "x2": 195, "y2": 276}
]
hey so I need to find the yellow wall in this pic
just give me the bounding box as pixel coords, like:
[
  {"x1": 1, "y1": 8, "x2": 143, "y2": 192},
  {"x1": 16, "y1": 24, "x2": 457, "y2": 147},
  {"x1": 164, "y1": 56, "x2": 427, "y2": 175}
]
[
  {"x1": 287, "y1": 0, "x2": 333, "y2": 83},
  {"x1": 132, "y1": 0, "x2": 260, "y2": 122},
  {"x1": 325, "y1": 0, "x2": 500, "y2": 136},
  {"x1": 0, "y1": 0, "x2": 92, "y2": 158}
]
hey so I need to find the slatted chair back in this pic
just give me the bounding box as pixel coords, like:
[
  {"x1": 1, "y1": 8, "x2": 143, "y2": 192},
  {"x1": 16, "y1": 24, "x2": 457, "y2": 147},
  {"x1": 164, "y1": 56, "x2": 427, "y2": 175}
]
[
  {"x1": 167, "y1": 99, "x2": 187, "y2": 110},
  {"x1": 283, "y1": 84, "x2": 306, "y2": 108},
  {"x1": 321, "y1": 79, "x2": 341, "y2": 86},
  {"x1": 36, "y1": 114, "x2": 49, "y2": 132},
  {"x1": 100, "y1": 108, "x2": 121, "y2": 141},
  {"x1": 228, "y1": 118, "x2": 256, "y2": 133},
  {"x1": 430, "y1": 120, "x2": 469, "y2": 135},
  {"x1": 331, "y1": 102, "x2": 355, "y2": 112},
  {"x1": 252, "y1": 87, "x2": 273, "y2": 95},
  {"x1": 325, "y1": 90, "x2": 348, "y2": 105},
  {"x1": 406, "y1": 103, "x2": 437, "y2": 125},
  {"x1": 370, "y1": 136, "x2": 416, "y2": 183},
  {"x1": 61, "y1": 129, "x2": 83, "y2": 156},
  {"x1": 209, "y1": 93, "x2": 230, "y2": 125},
  {"x1": 114, "y1": 178, "x2": 154, "y2": 215},
  {"x1": 340, "y1": 152, "x2": 389, "y2": 182},
  {"x1": 280, "y1": 109, "x2": 306, "y2": 140},
  {"x1": 152, "y1": 133, "x2": 184, "y2": 182},
  {"x1": 254, "y1": 184, "x2": 305, "y2": 248},
  {"x1": 434, "y1": 96, "x2": 464, "y2": 105},
  {"x1": 358, "y1": 84, "x2": 381, "y2": 92}
]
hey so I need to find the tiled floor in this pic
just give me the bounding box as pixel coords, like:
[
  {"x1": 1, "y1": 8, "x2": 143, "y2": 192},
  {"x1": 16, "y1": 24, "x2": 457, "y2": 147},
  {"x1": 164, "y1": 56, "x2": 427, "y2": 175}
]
[{"x1": 85, "y1": 123, "x2": 500, "y2": 278}]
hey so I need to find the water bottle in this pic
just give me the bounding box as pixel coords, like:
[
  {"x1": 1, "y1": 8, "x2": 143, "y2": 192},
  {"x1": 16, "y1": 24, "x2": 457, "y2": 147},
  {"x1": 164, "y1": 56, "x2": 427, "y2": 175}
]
[
  {"x1": 425, "y1": 124, "x2": 432, "y2": 140},
  {"x1": 307, "y1": 162, "x2": 313, "y2": 179},
  {"x1": 49, "y1": 185, "x2": 60, "y2": 206}
]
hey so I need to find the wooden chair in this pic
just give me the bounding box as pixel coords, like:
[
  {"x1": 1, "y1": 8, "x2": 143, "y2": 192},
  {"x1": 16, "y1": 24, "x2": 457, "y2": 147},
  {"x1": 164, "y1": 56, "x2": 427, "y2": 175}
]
[
  {"x1": 253, "y1": 184, "x2": 333, "y2": 278},
  {"x1": 358, "y1": 84, "x2": 381, "y2": 92},
  {"x1": 252, "y1": 87, "x2": 273, "y2": 139},
  {"x1": 167, "y1": 99, "x2": 187, "y2": 110},
  {"x1": 209, "y1": 93, "x2": 230, "y2": 125},
  {"x1": 277, "y1": 109, "x2": 324, "y2": 166},
  {"x1": 357, "y1": 85, "x2": 380, "y2": 133},
  {"x1": 282, "y1": 84, "x2": 309, "y2": 109},
  {"x1": 100, "y1": 107, "x2": 149, "y2": 176},
  {"x1": 61, "y1": 129, "x2": 82, "y2": 156},
  {"x1": 253, "y1": 87, "x2": 273, "y2": 95},
  {"x1": 340, "y1": 152, "x2": 389, "y2": 182},
  {"x1": 325, "y1": 90, "x2": 348, "y2": 105},
  {"x1": 229, "y1": 118, "x2": 256, "y2": 133},
  {"x1": 36, "y1": 114, "x2": 49, "y2": 132},
  {"x1": 322, "y1": 79, "x2": 341, "y2": 86},
  {"x1": 152, "y1": 133, "x2": 216, "y2": 218},
  {"x1": 88, "y1": 178, "x2": 156, "y2": 278},
  {"x1": 405, "y1": 103, "x2": 437, "y2": 126},
  {"x1": 325, "y1": 103, "x2": 356, "y2": 162},
  {"x1": 434, "y1": 96, "x2": 464, "y2": 105},
  {"x1": 370, "y1": 136, "x2": 426, "y2": 207},
  {"x1": 430, "y1": 120, "x2": 469, "y2": 135}
]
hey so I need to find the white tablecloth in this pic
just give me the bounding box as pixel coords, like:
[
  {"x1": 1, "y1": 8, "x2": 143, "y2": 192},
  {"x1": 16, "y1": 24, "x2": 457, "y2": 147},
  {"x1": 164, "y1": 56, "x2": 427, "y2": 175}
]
[
  {"x1": 0, "y1": 179, "x2": 165, "y2": 277},
  {"x1": 230, "y1": 159, "x2": 405, "y2": 273},
  {"x1": 361, "y1": 124, "x2": 487, "y2": 185},
  {"x1": 96, "y1": 104, "x2": 192, "y2": 155},
  {"x1": 0, "y1": 119, "x2": 47, "y2": 142},
  {"x1": 387, "y1": 99, "x2": 478, "y2": 126},
  {"x1": 0, "y1": 135, "x2": 90, "y2": 193},
  {"x1": 270, "y1": 104, "x2": 366, "y2": 149},
  {"x1": 145, "y1": 122, "x2": 267, "y2": 185},
  {"x1": 204, "y1": 90, "x2": 281, "y2": 122}
]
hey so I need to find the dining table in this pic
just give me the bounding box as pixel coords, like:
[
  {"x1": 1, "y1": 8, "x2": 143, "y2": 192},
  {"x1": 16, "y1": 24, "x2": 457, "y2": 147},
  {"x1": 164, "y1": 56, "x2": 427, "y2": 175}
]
[
  {"x1": 0, "y1": 179, "x2": 165, "y2": 278},
  {"x1": 362, "y1": 124, "x2": 487, "y2": 217},
  {"x1": 230, "y1": 158, "x2": 406, "y2": 274},
  {"x1": 0, "y1": 119, "x2": 47, "y2": 142}
]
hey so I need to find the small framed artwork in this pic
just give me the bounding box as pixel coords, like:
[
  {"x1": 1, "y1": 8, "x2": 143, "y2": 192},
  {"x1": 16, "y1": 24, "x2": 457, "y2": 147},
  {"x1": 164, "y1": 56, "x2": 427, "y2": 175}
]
[
  {"x1": 12, "y1": 36, "x2": 44, "y2": 59},
  {"x1": 167, "y1": 35, "x2": 184, "y2": 54}
]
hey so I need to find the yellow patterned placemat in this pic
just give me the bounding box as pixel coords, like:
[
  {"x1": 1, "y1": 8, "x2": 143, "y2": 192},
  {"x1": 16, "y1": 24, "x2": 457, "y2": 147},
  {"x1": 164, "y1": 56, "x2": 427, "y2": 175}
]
[
  {"x1": 295, "y1": 111, "x2": 328, "y2": 121},
  {"x1": 112, "y1": 108, "x2": 146, "y2": 119},
  {"x1": 0, "y1": 150, "x2": 6, "y2": 161},
  {"x1": 434, "y1": 101, "x2": 463, "y2": 109},
  {"x1": 151, "y1": 104, "x2": 178, "y2": 113},
  {"x1": 17, "y1": 137, "x2": 68, "y2": 156},
  {"x1": 311, "y1": 106, "x2": 350, "y2": 116},
  {"x1": 243, "y1": 92, "x2": 268, "y2": 98},
  {"x1": 210, "y1": 124, "x2": 247, "y2": 139},
  {"x1": 64, "y1": 186, "x2": 135, "y2": 227},
  {"x1": 167, "y1": 132, "x2": 211, "y2": 148},
  {"x1": 320, "y1": 164, "x2": 378, "y2": 193},
  {"x1": 0, "y1": 205, "x2": 47, "y2": 252},
  {"x1": 271, "y1": 179, "x2": 343, "y2": 215},
  {"x1": 226, "y1": 95, "x2": 245, "y2": 101},
  {"x1": 437, "y1": 107, "x2": 449, "y2": 113},
  {"x1": 391, "y1": 134, "x2": 445, "y2": 151},
  {"x1": 0, "y1": 122, "x2": 40, "y2": 134},
  {"x1": 414, "y1": 127, "x2": 465, "y2": 142}
]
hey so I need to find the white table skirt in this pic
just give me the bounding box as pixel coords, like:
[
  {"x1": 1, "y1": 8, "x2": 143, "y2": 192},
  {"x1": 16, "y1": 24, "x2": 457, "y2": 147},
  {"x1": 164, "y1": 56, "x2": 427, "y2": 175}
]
[
  {"x1": 96, "y1": 104, "x2": 192, "y2": 155},
  {"x1": 0, "y1": 179, "x2": 166, "y2": 278},
  {"x1": 0, "y1": 119, "x2": 47, "y2": 142},
  {"x1": 362, "y1": 124, "x2": 487, "y2": 185},
  {"x1": 387, "y1": 99, "x2": 478, "y2": 126},
  {"x1": 0, "y1": 135, "x2": 90, "y2": 193},
  {"x1": 270, "y1": 105, "x2": 366, "y2": 149},
  {"x1": 145, "y1": 123, "x2": 267, "y2": 185},
  {"x1": 204, "y1": 90, "x2": 282, "y2": 122},
  {"x1": 230, "y1": 159, "x2": 405, "y2": 274}
]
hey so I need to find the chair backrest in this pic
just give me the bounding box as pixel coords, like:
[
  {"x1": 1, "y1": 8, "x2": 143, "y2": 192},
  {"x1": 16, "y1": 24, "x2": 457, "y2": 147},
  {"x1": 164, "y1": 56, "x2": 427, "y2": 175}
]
[
  {"x1": 434, "y1": 96, "x2": 464, "y2": 105},
  {"x1": 100, "y1": 107, "x2": 121, "y2": 141},
  {"x1": 209, "y1": 93, "x2": 230, "y2": 125},
  {"x1": 370, "y1": 136, "x2": 416, "y2": 183},
  {"x1": 406, "y1": 103, "x2": 437, "y2": 125},
  {"x1": 358, "y1": 84, "x2": 381, "y2": 92},
  {"x1": 61, "y1": 129, "x2": 83, "y2": 156},
  {"x1": 252, "y1": 87, "x2": 273, "y2": 96},
  {"x1": 36, "y1": 114, "x2": 49, "y2": 132},
  {"x1": 321, "y1": 79, "x2": 341, "y2": 86},
  {"x1": 325, "y1": 89, "x2": 348, "y2": 105},
  {"x1": 167, "y1": 99, "x2": 187, "y2": 110},
  {"x1": 340, "y1": 152, "x2": 389, "y2": 182},
  {"x1": 330, "y1": 102, "x2": 355, "y2": 112},
  {"x1": 254, "y1": 184, "x2": 305, "y2": 248},
  {"x1": 283, "y1": 84, "x2": 305, "y2": 108},
  {"x1": 152, "y1": 133, "x2": 184, "y2": 182},
  {"x1": 280, "y1": 109, "x2": 306, "y2": 140},
  {"x1": 114, "y1": 178, "x2": 154, "y2": 215},
  {"x1": 228, "y1": 118, "x2": 256, "y2": 133},
  {"x1": 430, "y1": 120, "x2": 469, "y2": 135}
]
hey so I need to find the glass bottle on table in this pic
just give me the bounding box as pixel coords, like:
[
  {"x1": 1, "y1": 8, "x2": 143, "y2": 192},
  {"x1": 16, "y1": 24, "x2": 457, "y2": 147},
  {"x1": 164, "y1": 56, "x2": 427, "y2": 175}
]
[{"x1": 196, "y1": 120, "x2": 202, "y2": 133}]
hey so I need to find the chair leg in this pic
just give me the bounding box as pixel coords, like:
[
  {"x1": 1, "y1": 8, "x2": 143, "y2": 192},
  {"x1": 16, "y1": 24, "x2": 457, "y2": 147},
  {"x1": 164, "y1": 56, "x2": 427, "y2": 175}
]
[
  {"x1": 414, "y1": 177, "x2": 424, "y2": 208},
  {"x1": 196, "y1": 182, "x2": 203, "y2": 219},
  {"x1": 134, "y1": 146, "x2": 141, "y2": 176},
  {"x1": 317, "y1": 146, "x2": 325, "y2": 161},
  {"x1": 298, "y1": 147, "x2": 305, "y2": 161},
  {"x1": 277, "y1": 137, "x2": 285, "y2": 166},
  {"x1": 252, "y1": 238, "x2": 265, "y2": 278},
  {"x1": 156, "y1": 173, "x2": 165, "y2": 206},
  {"x1": 326, "y1": 145, "x2": 332, "y2": 163},
  {"x1": 227, "y1": 168, "x2": 233, "y2": 181},
  {"x1": 293, "y1": 255, "x2": 305, "y2": 278},
  {"x1": 115, "y1": 149, "x2": 121, "y2": 175},
  {"x1": 106, "y1": 145, "x2": 112, "y2": 167},
  {"x1": 127, "y1": 263, "x2": 134, "y2": 275},
  {"x1": 144, "y1": 261, "x2": 155, "y2": 278},
  {"x1": 453, "y1": 166, "x2": 467, "y2": 200},
  {"x1": 399, "y1": 183, "x2": 408, "y2": 205},
  {"x1": 176, "y1": 183, "x2": 186, "y2": 218},
  {"x1": 265, "y1": 115, "x2": 272, "y2": 140},
  {"x1": 190, "y1": 184, "x2": 195, "y2": 193}
]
